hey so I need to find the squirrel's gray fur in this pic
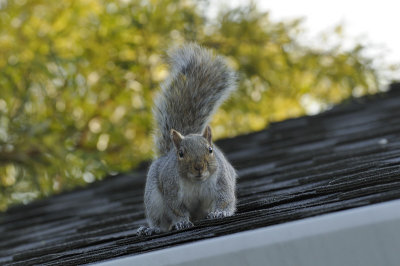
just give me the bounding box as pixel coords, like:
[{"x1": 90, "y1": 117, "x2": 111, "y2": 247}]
[
  {"x1": 153, "y1": 43, "x2": 236, "y2": 156},
  {"x1": 137, "y1": 43, "x2": 237, "y2": 236}
]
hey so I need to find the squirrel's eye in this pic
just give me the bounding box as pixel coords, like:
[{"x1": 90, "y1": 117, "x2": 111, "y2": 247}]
[
  {"x1": 178, "y1": 150, "x2": 184, "y2": 158},
  {"x1": 208, "y1": 147, "x2": 213, "y2": 154}
]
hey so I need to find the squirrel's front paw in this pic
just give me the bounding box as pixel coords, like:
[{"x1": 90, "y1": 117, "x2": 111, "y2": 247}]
[
  {"x1": 137, "y1": 226, "x2": 161, "y2": 236},
  {"x1": 207, "y1": 210, "x2": 232, "y2": 219},
  {"x1": 172, "y1": 220, "x2": 194, "y2": 231}
]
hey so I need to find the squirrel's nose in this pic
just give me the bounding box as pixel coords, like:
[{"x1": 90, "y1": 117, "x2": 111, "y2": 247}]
[{"x1": 194, "y1": 163, "x2": 204, "y2": 172}]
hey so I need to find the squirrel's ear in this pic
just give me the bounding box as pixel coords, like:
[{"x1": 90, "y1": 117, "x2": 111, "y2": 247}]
[
  {"x1": 202, "y1": 125, "x2": 212, "y2": 144},
  {"x1": 170, "y1": 129, "x2": 184, "y2": 149}
]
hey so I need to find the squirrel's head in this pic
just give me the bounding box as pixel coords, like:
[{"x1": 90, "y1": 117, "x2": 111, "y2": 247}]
[{"x1": 170, "y1": 126, "x2": 218, "y2": 182}]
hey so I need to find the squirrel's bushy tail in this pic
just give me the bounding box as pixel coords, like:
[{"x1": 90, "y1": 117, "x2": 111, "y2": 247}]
[{"x1": 153, "y1": 43, "x2": 236, "y2": 155}]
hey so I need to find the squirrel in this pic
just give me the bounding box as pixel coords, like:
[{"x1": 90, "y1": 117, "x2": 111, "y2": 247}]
[{"x1": 137, "y1": 43, "x2": 238, "y2": 236}]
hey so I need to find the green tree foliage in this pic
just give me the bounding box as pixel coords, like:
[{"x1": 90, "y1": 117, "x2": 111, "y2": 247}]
[{"x1": 0, "y1": 0, "x2": 386, "y2": 210}]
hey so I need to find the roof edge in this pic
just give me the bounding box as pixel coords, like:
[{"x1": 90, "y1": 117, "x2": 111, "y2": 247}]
[{"x1": 95, "y1": 200, "x2": 400, "y2": 266}]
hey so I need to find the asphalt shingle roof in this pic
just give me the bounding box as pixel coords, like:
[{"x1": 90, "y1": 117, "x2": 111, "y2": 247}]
[{"x1": 1, "y1": 84, "x2": 400, "y2": 265}]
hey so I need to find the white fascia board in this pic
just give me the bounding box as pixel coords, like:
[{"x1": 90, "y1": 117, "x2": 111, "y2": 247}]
[{"x1": 96, "y1": 199, "x2": 400, "y2": 266}]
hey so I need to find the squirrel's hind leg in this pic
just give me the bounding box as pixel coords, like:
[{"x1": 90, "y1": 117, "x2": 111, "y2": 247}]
[
  {"x1": 207, "y1": 198, "x2": 236, "y2": 219},
  {"x1": 136, "y1": 226, "x2": 161, "y2": 236},
  {"x1": 207, "y1": 210, "x2": 233, "y2": 219},
  {"x1": 171, "y1": 219, "x2": 194, "y2": 231}
]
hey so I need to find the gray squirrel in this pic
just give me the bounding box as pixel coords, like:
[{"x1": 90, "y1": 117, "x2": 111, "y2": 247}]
[{"x1": 137, "y1": 43, "x2": 237, "y2": 236}]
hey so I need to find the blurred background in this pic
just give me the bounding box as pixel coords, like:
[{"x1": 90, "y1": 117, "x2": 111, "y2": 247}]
[{"x1": 0, "y1": 0, "x2": 398, "y2": 210}]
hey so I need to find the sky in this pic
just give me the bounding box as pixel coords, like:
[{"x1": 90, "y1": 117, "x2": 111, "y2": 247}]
[{"x1": 213, "y1": 0, "x2": 400, "y2": 85}]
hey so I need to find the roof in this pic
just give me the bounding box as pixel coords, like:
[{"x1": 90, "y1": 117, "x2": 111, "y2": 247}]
[
  {"x1": 1, "y1": 83, "x2": 400, "y2": 265},
  {"x1": 98, "y1": 199, "x2": 400, "y2": 266}
]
